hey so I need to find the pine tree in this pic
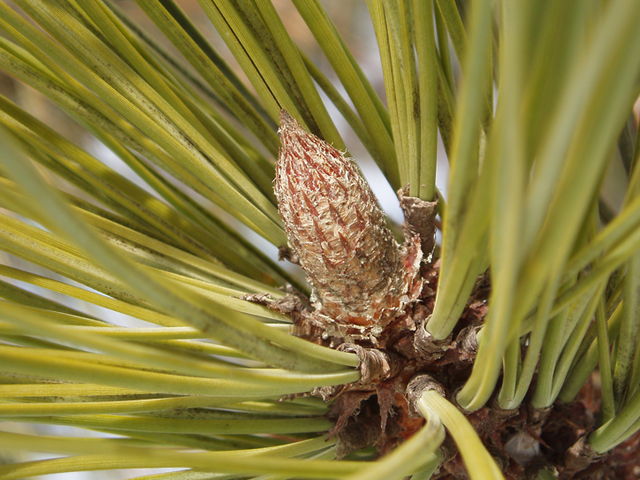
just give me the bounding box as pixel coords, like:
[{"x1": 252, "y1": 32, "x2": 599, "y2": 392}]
[{"x1": 0, "y1": 1, "x2": 640, "y2": 479}]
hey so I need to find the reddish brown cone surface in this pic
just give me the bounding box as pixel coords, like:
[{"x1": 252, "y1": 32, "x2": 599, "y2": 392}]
[{"x1": 274, "y1": 110, "x2": 422, "y2": 332}]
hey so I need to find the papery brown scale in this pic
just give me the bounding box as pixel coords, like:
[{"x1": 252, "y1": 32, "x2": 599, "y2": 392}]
[{"x1": 275, "y1": 110, "x2": 422, "y2": 331}]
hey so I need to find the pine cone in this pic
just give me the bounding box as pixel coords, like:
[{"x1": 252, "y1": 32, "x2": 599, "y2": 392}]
[{"x1": 274, "y1": 110, "x2": 422, "y2": 332}]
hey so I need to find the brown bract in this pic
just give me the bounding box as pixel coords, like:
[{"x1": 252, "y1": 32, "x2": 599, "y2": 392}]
[{"x1": 275, "y1": 110, "x2": 422, "y2": 334}]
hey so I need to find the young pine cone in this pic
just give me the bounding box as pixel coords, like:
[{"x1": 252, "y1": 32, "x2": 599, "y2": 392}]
[{"x1": 274, "y1": 110, "x2": 422, "y2": 333}]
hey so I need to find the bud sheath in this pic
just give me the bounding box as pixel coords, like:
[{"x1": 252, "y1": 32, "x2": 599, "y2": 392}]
[{"x1": 275, "y1": 110, "x2": 421, "y2": 330}]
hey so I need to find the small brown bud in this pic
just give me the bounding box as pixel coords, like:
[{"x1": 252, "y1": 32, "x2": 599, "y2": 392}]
[{"x1": 274, "y1": 110, "x2": 422, "y2": 331}]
